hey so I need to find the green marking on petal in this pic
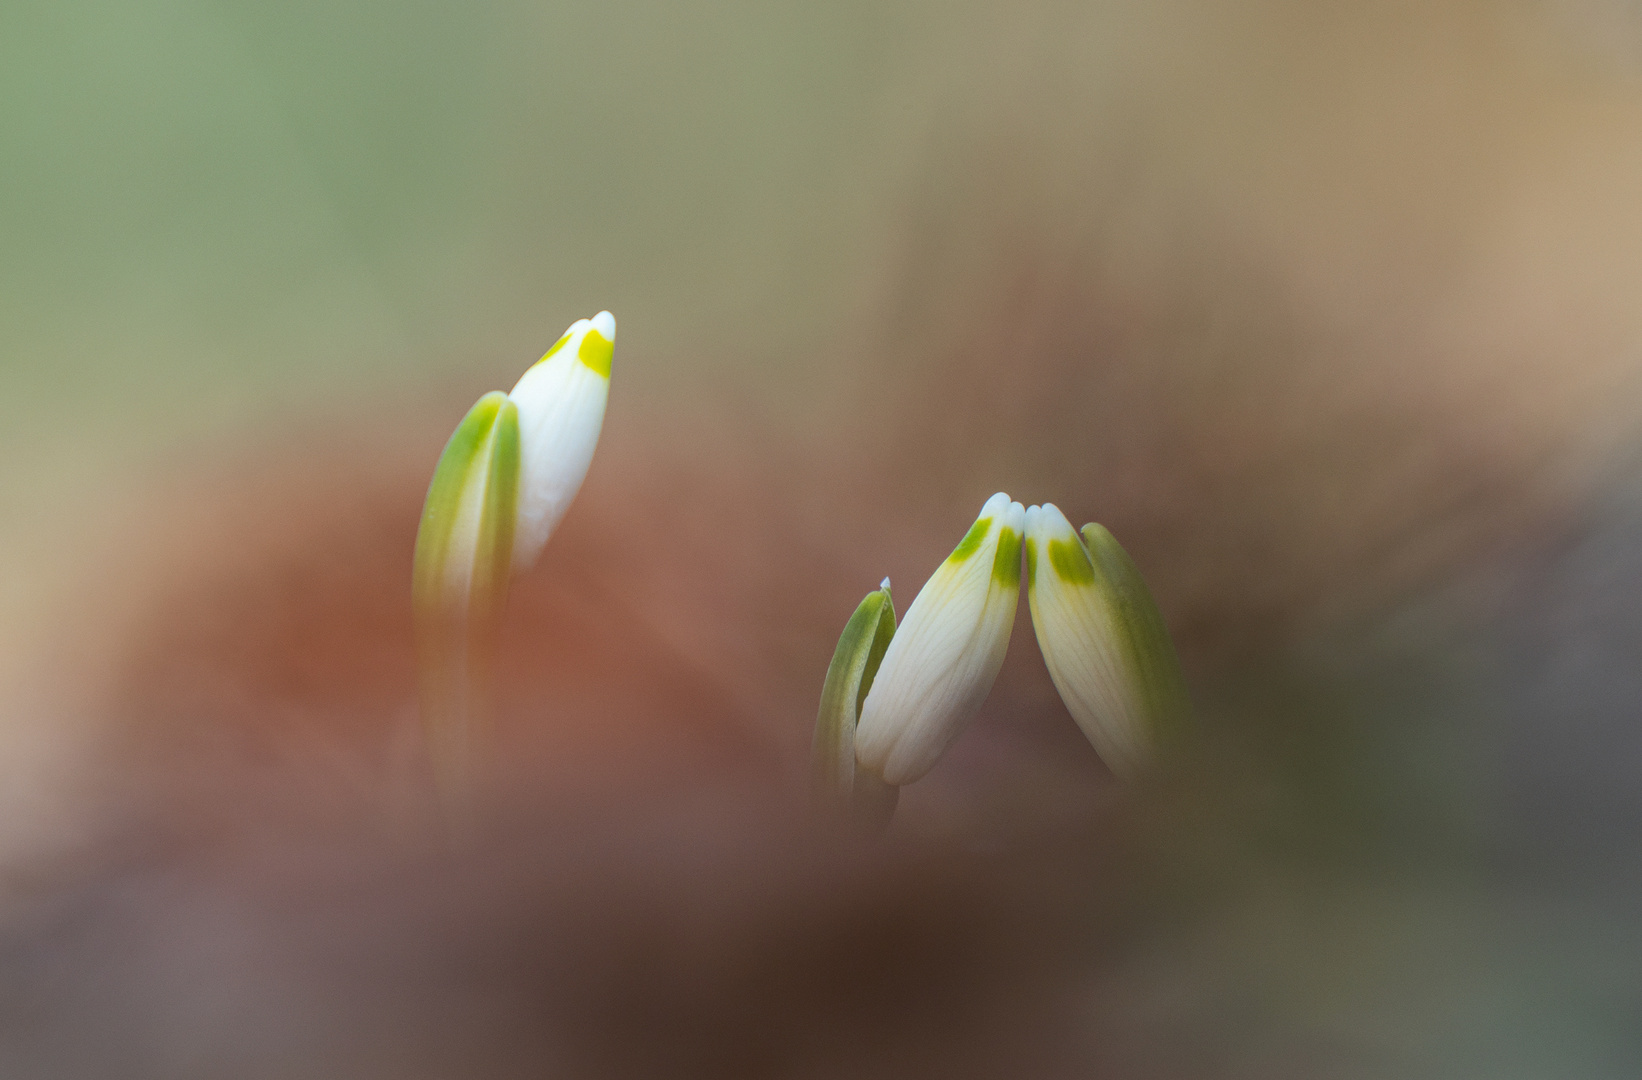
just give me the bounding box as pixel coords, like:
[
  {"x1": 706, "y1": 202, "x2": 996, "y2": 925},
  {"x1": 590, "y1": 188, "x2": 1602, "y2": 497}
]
[
  {"x1": 1048, "y1": 536, "x2": 1096, "y2": 585},
  {"x1": 948, "y1": 517, "x2": 993, "y2": 563},
  {"x1": 991, "y1": 526, "x2": 1022, "y2": 587},
  {"x1": 534, "y1": 331, "x2": 572, "y2": 367},
  {"x1": 1025, "y1": 537, "x2": 1038, "y2": 588},
  {"x1": 578, "y1": 328, "x2": 613, "y2": 378}
]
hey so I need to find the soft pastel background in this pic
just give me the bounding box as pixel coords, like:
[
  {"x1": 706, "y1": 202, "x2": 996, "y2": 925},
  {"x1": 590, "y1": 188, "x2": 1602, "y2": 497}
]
[{"x1": 8, "y1": 1, "x2": 1642, "y2": 1076}]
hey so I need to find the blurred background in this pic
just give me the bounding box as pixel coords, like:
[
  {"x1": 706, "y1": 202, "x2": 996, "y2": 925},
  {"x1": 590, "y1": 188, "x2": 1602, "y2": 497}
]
[{"x1": 7, "y1": 0, "x2": 1642, "y2": 1076}]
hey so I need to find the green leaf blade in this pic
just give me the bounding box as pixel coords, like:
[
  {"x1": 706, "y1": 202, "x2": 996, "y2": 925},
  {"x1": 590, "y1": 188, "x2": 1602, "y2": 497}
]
[
  {"x1": 812, "y1": 583, "x2": 896, "y2": 801},
  {"x1": 1080, "y1": 523, "x2": 1192, "y2": 749}
]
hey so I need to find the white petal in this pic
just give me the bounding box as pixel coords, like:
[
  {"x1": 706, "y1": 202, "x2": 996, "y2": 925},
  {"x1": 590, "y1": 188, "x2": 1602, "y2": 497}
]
[
  {"x1": 507, "y1": 314, "x2": 615, "y2": 571},
  {"x1": 1025, "y1": 503, "x2": 1147, "y2": 774},
  {"x1": 856, "y1": 493, "x2": 1024, "y2": 785}
]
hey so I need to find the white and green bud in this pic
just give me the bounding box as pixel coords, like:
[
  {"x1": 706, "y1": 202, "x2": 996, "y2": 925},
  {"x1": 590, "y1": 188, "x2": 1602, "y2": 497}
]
[
  {"x1": 812, "y1": 578, "x2": 899, "y2": 826},
  {"x1": 1023, "y1": 503, "x2": 1190, "y2": 776},
  {"x1": 508, "y1": 310, "x2": 615, "y2": 572},
  {"x1": 854, "y1": 493, "x2": 1025, "y2": 786},
  {"x1": 413, "y1": 312, "x2": 616, "y2": 812}
]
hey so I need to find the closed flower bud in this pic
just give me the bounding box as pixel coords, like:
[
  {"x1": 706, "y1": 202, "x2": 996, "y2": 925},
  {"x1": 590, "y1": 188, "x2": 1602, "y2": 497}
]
[
  {"x1": 1023, "y1": 503, "x2": 1190, "y2": 776},
  {"x1": 507, "y1": 310, "x2": 616, "y2": 572},
  {"x1": 412, "y1": 312, "x2": 615, "y2": 814},
  {"x1": 855, "y1": 493, "x2": 1025, "y2": 786}
]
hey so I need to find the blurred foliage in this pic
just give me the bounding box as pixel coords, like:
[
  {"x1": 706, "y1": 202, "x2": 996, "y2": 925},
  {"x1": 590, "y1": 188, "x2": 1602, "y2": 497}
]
[{"x1": 0, "y1": 0, "x2": 924, "y2": 452}]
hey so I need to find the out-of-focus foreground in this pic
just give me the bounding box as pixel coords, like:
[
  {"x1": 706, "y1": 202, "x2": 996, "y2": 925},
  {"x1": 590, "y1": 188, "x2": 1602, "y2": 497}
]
[{"x1": 7, "y1": 1, "x2": 1642, "y2": 1076}]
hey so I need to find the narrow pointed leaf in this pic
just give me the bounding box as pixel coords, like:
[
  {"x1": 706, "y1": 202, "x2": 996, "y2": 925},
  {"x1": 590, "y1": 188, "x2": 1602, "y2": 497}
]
[
  {"x1": 1080, "y1": 523, "x2": 1191, "y2": 747},
  {"x1": 812, "y1": 582, "x2": 896, "y2": 800},
  {"x1": 413, "y1": 391, "x2": 521, "y2": 815}
]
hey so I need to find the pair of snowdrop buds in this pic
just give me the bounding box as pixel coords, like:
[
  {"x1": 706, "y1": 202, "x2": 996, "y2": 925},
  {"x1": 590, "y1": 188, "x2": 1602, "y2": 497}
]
[
  {"x1": 815, "y1": 492, "x2": 1189, "y2": 806},
  {"x1": 412, "y1": 312, "x2": 615, "y2": 806}
]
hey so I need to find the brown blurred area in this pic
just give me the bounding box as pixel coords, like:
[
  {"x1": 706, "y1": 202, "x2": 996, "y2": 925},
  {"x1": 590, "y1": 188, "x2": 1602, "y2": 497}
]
[{"x1": 9, "y1": 1, "x2": 1642, "y2": 1076}]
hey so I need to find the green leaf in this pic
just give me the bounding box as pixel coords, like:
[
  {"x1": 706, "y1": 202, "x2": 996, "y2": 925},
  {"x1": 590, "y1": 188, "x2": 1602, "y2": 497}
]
[
  {"x1": 812, "y1": 582, "x2": 896, "y2": 804},
  {"x1": 1080, "y1": 523, "x2": 1192, "y2": 748},
  {"x1": 413, "y1": 391, "x2": 521, "y2": 821}
]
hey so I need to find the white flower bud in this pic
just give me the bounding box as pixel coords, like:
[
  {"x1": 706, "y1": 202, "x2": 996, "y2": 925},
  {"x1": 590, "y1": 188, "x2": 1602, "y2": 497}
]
[
  {"x1": 412, "y1": 312, "x2": 615, "y2": 814},
  {"x1": 507, "y1": 310, "x2": 615, "y2": 572},
  {"x1": 1023, "y1": 503, "x2": 1190, "y2": 777},
  {"x1": 855, "y1": 493, "x2": 1025, "y2": 786}
]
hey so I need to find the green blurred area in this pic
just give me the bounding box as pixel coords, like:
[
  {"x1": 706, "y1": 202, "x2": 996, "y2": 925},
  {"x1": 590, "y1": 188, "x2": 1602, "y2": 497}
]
[{"x1": 0, "y1": 0, "x2": 923, "y2": 445}]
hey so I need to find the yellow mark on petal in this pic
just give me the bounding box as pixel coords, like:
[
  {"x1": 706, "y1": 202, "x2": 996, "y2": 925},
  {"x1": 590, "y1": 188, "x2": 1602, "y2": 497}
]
[
  {"x1": 1048, "y1": 536, "x2": 1095, "y2": 585},
  {"x1": 948, "y1": 517, "x2": 992, "y2": 563},
  {"x1": 578, "y1": 328, "x2": 613, "y2": 378},
  {"x1": 533, "y1": 330, "x2": 572, "y2": 368},
  {"x1": 991, "y1": 527, "x2": 1021, "y2": 587}
]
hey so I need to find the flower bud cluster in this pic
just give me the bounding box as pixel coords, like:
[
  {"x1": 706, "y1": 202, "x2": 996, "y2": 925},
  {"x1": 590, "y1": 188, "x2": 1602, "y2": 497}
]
[{"x1": 817, "y1": 492, "x2": 1187, "y2": 805}]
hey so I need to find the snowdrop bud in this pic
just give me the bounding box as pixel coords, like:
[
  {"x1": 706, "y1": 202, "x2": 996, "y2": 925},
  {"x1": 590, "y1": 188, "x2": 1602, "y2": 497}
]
[
  {"x1": 855, "y1": 493, "x2": 1025, "y2": 786},
  {"x1": 812, "y1": 579, "x2": 899, "y2": 826},
  {"x1": 410, "y1": 311, "x2": 614, "y2": 816},
  {"x1": 507, "y1": 310, "x2": 615, "y2": 572},
  {"x1": 1024, "y1": 503, "x2": 1190, "y2": 777}
]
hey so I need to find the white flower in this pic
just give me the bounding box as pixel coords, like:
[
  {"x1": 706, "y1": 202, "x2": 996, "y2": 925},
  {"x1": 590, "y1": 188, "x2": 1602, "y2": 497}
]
[
  {"x1": 1023, "y1": 503, "x2": 1189, "y2": 777},
  {"x1": 507, "y1": 310, "x2": 615, "y2": 572},
  {"x1": 854, "y1": 493, "x2": 1025, "y2": 786},
  {"x1": 415, "y1": 310, "x2": 616, "y2": 620}
]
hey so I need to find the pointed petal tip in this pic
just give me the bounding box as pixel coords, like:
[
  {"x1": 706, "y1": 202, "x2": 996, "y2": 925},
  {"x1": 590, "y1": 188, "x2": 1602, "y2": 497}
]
[
  {"x1": 880, "y1": 577, "x2": 891, "y2": 590},
  {"x1": 590, "y1": 310, "x2": 616, "y2": 341}
]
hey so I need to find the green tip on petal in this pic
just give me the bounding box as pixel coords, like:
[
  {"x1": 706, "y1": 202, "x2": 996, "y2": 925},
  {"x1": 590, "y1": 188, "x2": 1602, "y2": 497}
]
[
  {"x1": 854, "y1": 493, "x2": 1023, "y2": 786},
  {"x1": 1047, "y1": 535, "x2": 1096, "y2": 585},
  {"x1": 991, "y1": 526, "x2": 1022, "y2": 587},
  {"x1": 578, "y1": 329, "x2": 613, "y2": 378},
  {"x1": 948, "y1": 517, "x2": 992, "y2": 564},
  {"x1": 536, "y1": 330, "x2": 572, "y2": 365},
  {"x1": 524, "y1": 311, "x2": 616, "y2": 378},
  {"x1": 578, "y1": 311, "x2": 616, "y2": 378}
]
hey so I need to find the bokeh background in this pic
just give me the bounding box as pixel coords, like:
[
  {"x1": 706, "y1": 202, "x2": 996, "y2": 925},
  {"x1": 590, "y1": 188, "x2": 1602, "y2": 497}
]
[{"x1": 7, "y1": 0, "x2": 1642, "y2": 1076}]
